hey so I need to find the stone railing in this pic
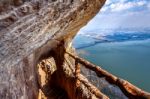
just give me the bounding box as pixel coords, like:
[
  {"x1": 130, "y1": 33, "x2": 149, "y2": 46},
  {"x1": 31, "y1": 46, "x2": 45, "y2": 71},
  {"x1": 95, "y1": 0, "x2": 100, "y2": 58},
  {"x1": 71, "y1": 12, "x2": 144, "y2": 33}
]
[{"x1": 66, "y1": 51, "x2": 150, "y2": 99}]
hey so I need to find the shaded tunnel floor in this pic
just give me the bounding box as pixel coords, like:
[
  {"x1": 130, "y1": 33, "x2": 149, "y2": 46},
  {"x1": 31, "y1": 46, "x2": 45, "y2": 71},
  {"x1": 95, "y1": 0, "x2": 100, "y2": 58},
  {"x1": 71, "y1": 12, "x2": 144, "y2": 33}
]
[{"x1": 44, "y1": 86, "x2": 69, "y2": 99}]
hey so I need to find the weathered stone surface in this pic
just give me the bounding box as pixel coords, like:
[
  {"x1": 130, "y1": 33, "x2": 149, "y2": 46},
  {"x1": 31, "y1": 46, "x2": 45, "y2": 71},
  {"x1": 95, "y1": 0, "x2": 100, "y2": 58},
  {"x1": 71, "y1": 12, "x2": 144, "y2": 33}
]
[
  {"x1": 1, "y1": 0, "x2": 149, "y2": 99},
  {"x1": 0, "y1": 0, "x2": 106, "y2": 98}
]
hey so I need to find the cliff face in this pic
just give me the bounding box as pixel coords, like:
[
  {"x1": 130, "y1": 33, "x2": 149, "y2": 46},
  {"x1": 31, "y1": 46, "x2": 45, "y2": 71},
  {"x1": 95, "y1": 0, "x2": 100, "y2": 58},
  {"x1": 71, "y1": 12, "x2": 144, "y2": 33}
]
[
  {"x1": 0, "y1": 0, "x2": 106, "y2": 98},
  {"x1": 1, "y1": 0, "x2": 150, "y2": 99}
]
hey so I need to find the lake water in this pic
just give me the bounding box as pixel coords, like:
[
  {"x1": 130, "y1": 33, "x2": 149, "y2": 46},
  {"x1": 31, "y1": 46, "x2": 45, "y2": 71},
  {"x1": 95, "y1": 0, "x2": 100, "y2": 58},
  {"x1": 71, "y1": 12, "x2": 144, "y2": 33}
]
[{"x1": 73, "y1": 34, "x2": 150, "y2": 92}]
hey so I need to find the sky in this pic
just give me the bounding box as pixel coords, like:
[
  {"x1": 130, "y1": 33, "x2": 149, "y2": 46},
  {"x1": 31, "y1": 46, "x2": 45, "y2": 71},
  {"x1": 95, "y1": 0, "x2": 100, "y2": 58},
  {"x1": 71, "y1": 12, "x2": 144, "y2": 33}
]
[{"x1": 79, "y1": 0, "x2": 150, "y2": 33}]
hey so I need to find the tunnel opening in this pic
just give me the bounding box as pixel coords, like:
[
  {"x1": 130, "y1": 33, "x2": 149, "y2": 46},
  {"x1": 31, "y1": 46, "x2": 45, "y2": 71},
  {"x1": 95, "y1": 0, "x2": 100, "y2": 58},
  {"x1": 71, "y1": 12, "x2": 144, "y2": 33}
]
[
  {"x1": 37, "y1": 55, "x2": 69, "y2": 99},
  {"x1": 35, "y1": 40, "x2": 70, "y2": 99}
]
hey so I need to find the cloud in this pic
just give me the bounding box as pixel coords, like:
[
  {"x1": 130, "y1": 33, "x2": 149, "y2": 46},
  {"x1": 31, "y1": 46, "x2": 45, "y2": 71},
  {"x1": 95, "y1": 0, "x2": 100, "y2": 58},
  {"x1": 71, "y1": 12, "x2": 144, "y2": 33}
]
[
  {"x1": 101, "y1": 6, "x2": 109, "y2": 12},
  {"x1": 137, "y1": 1, "x2": 146, "y2": 6},
  {"x1": 148, "y1": 3, "x2": 150, "y2": 9},
  {"x1": 105, "y1": 0, "x2": 111, "y2": 5},
  {"x1": 78, "y1": 0, "x2": 150, "y2": 31},
  {"x1": 110, "y1": 2, "x2": 134, "y2": 12},
  {"x1": 101, "y1": 0, "x2": 148, "y2": 13}
]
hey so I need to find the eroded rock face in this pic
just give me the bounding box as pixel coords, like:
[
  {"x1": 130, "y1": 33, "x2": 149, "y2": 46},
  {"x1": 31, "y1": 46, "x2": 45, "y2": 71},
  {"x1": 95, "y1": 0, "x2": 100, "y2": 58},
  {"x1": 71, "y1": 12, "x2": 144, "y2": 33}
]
[{"x1": 0, "y1": 0, "x2": 106, "y2": 98}]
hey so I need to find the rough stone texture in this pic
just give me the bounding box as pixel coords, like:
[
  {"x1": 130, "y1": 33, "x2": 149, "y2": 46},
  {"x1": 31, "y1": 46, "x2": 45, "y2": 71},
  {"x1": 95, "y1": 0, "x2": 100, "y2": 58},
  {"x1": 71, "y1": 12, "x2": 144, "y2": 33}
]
[
  {"x1": 0, "y1": 0, "x2": 106, "y2": 98},
  {"x1": 1, "y1": 0, "x2": 150, "y2": 99}
]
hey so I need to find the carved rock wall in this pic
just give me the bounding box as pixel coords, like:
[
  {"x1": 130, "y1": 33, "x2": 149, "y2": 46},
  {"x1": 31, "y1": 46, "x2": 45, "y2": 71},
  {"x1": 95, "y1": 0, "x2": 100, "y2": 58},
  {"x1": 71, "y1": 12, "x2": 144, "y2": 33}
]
[{"x1": 0, "y1": 0, "x2": 106, "y2": 98}]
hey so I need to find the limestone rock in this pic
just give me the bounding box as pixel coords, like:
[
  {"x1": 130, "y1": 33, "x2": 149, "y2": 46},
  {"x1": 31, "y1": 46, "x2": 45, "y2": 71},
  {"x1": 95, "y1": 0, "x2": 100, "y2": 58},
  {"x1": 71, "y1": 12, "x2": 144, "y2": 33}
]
[{"x1": 0, "y1": 0, "x2": 106, "y2": 98}]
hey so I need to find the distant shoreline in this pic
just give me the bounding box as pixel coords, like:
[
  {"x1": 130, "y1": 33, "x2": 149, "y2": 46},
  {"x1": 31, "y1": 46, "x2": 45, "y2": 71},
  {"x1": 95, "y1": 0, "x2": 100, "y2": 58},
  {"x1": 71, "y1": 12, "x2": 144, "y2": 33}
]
[
  {"x1": 75, "y1": 39, "x2": 150, "y2": 49},
  {"x1": 74, "y1": 33, "x2": 150, "y2": 49}
]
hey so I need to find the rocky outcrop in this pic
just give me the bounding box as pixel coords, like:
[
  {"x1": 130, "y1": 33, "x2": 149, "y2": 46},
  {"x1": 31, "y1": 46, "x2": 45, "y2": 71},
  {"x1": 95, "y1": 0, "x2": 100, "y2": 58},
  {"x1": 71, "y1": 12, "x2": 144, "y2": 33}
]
[{"x1": 0, "y1": 0, "x2": 106, "y2": 98}]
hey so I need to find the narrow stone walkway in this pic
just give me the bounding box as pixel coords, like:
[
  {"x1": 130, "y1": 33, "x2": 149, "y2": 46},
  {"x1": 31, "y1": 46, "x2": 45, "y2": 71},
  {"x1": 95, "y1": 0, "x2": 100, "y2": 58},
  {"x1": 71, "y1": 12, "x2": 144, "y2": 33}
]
[
  {"x1": 40, "y1": 86, "x2": 69, "y2": 99},
  {"x1": 47, "y1": 87, "x2": 69, "y2": 99}
]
